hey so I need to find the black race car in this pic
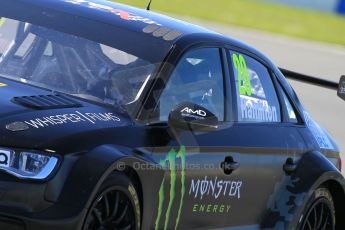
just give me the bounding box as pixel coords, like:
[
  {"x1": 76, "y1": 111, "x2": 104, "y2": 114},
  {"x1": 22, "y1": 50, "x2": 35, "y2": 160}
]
[{"x1": 0, "y1": 0, "x2": 344, "y2": 229}]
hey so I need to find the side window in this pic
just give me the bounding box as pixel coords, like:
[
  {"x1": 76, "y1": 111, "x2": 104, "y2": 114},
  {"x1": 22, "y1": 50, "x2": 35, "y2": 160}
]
[
  {"x1": 230, "y1": 51, "x2": 281, "y2": 123},
  {"x1": 277, "y1": 83, "x2": 298, "y2": 123},
  {"x1": 158, "y1": 48, "x2": 225, "y2": 121}
]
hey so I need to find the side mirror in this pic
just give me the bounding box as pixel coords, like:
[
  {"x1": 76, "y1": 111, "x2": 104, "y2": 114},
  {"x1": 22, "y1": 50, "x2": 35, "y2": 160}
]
[
  {"x1": 338, "y1": 76, "x2": 345, "y2": 101},
  {"x1": 168, "y1": 102, "x2": 218, "y2": 131}
]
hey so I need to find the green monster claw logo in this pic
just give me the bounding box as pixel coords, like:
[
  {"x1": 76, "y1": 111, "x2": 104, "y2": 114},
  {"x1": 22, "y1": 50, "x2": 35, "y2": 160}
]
[{"x1": 155, "y1": 146, "x2": 186, "y2": 230}]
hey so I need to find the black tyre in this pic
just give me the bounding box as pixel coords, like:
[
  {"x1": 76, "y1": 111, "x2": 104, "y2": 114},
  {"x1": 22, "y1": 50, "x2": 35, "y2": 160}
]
[
  {"x1": 83, "y1": 172, "x2": 141, "y2": 230},
  {"x1": 299, "y1": 187, "x2": 335, "y2": 230}
]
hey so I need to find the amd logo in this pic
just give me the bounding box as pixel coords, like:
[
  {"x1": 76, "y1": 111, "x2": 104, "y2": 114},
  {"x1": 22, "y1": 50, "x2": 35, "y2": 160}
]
[{"x1": 181, "y1": 107, "x2": 207, "y2": 117}]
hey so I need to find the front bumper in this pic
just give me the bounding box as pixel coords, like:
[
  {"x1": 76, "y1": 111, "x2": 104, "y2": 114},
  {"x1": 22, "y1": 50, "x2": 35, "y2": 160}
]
[
  {"x1": 0, "y1": 179, "x2": 87, "y2": 230},
  {"x1": 0, "y1": 210, "x2": 86, "y2": 230},
  {"x1": 0, "y1": 146, "x2": 124, "y2": 230},
  {"x1": 0, "y1": 154, "x2": 87, "y2": 230}
]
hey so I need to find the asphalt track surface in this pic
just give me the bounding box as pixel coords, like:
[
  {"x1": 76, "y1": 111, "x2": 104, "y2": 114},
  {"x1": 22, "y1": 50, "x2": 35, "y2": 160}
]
[{"x1": 188, "y1": 18, "x2": 345, "y2": 174}]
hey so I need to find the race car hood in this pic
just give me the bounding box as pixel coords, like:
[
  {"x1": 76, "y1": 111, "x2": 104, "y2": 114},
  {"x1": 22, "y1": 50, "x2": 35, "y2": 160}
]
[{"x1": 0, "y1": 77, "x2": 133, "y2": 153}]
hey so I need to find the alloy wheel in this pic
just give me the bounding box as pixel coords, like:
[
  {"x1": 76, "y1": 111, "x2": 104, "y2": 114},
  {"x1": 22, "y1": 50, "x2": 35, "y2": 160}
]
[
  {"x1": 84, "y1": 187, "x2": 136, "y2": 230},
  {"x1": 301, "y1": 197, "x2": 334, "y2": 230}
]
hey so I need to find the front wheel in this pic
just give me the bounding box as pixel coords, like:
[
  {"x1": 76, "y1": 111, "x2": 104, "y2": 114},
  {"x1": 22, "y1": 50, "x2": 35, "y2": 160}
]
[
  {"x1": 83, "y1": 172, "x2": 141, "y2": 230},
  {"x1": 299, "y1": 187, "x2": 335, "y2": 230}
]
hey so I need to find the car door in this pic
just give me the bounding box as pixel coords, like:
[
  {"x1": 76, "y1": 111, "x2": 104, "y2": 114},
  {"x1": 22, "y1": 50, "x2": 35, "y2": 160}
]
[
  {"x1": 147, "y1": 47, "x2": 305, "y2": 230},
  {"x1": 216, "y1": 49, "x2": 306, "y2": 228},
  {"x1": 148, "y1": 47, "x2": 241, "y2": 230}
]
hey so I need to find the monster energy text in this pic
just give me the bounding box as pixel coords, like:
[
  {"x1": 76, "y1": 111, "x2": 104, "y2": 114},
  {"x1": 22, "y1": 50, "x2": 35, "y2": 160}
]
[{"x1": 189, "y1": 176, "x2": 242, "y2": 200}]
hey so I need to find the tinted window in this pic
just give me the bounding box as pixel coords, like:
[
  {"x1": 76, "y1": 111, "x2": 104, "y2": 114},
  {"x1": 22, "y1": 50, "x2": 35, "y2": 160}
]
[
  {"x1": 158, "y1": 48, "x2": 225, "y2": 121},
  {"x1": 229, "y1": 51, "x2": 281, "y2": 123},
  {"x1": 277, "y1": 83, "x2": 298, "y2": 123}
]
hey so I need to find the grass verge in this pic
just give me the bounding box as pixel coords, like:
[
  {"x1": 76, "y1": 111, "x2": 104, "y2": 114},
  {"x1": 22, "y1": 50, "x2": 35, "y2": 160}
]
[{"x1": 114, "y1": 0, "x2": 345, "y2": 46}]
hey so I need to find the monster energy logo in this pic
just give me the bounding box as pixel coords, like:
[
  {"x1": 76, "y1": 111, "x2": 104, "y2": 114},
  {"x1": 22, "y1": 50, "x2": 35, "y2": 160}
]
[{"x1": 155, "y1": 146, "x2": 186, "y2": 230}]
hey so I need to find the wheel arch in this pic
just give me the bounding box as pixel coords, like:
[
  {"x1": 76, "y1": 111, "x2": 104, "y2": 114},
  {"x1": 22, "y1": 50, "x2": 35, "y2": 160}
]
[
  {"x1": 321, "y1": 179, "x2": 345, "y2": 230},
  {"x1": 56, "y1": 144, "x2": 164, "y2": 230},
  {"x1": 288, "y1": 151, "x2": 345, "y2": 229},
  {"x1": 110, "y1": 156, "x2": 165, "y2": 230},
  {"x1": 262, "y1": 151, "x2": 345, "y2": 230}
]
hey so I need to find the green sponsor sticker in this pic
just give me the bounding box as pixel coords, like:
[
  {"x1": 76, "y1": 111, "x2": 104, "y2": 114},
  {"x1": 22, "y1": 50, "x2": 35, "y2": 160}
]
[
  {"x1": 0, "y1": 18, "x2": 5, "y2": 27},
  {"x1": 232, "y1": 54, "x2": 252, "y2": 96},
  {"x1": 155, "y1": 146, "x2": 186, "y2": 230}
]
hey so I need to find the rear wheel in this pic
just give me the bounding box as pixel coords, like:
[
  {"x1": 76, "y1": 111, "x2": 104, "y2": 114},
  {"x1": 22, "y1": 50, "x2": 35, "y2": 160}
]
[
  {"x1": 83, "y1": 172, "x2": 141, "y2": 230},
  {"x1": 299, "y1": 187, "x2": 335, "y2": 230}
]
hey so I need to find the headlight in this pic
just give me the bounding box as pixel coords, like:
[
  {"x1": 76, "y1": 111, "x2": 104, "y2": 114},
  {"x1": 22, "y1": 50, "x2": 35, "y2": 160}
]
[{"x1": 0, "y1": 148, "x2": 58, "y2": 180}]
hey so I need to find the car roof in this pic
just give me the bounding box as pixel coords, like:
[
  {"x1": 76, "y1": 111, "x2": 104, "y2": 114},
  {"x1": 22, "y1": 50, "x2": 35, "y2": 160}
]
[
  {"x1": 0, "y1": 0, "x2": 273, "y2": 66},
  {"x1": 25, "y1": 0, "x2": 217, "y2": 37},
  {"x1": 0, "y1": 0, "x2": 225, "y2": 62}
]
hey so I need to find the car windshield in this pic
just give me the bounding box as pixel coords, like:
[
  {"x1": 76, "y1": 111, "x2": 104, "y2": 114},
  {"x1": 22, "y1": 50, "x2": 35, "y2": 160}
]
[{"x1": 0, "y1": 17, "x2": 158, "y2": 110}]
